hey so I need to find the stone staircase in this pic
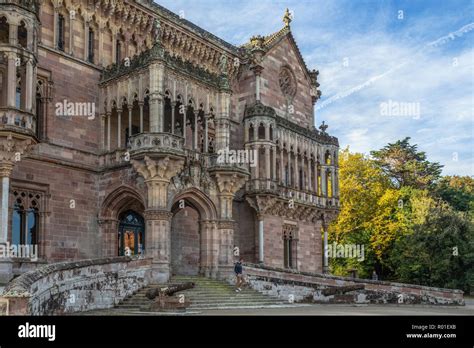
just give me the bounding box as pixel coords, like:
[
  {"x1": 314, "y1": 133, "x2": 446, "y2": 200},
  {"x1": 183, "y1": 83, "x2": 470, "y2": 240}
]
[{"x1": 115, "y1": 275, "x2": 293, "y2": 312}]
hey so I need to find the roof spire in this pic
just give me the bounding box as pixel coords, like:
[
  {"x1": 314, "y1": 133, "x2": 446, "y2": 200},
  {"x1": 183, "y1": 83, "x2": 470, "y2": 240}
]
[{"x1": 283, "y1": 8, "x2": 292, "y2": 27}]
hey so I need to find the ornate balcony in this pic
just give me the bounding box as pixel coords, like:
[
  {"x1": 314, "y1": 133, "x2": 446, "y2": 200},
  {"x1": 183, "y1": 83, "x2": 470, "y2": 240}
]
[
  {"x1": 245, "y1": 178, "x2": 279, "y2": 194},
  {"x1": 207, "y1": 153, "x2": 250, "y2": 176},
  {"x1": 279, "y1": 185, "x2": 340, "y2": 209},
  {"x1": 0, "y1": 107, "x2": 36, "y2": 138},
  {"x1": 128, "y1": 132, "x2": 185, "y2": 159}
]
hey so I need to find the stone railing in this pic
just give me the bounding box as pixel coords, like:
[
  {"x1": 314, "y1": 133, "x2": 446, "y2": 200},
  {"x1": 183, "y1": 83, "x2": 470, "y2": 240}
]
[
  {"x1": 99, "y1": 148, "x2": 129, "y2": 168},
  {"x1": 0, "y1": 256, "x2": 152, "y2": 315},
  {"x1": 232, "y1": 264, "x2": 464, "y2": 306},
  {"x1": 279, "y1": 186, "x2": 339, "y2": 208},
  {"x1": 0, "y1": 107, "x2": 36, "y2": 137},
  {"x1": 246, "y1": 178, "x2": 279, "y2": 193},
  {"x1": 129, "y1": 132, "x2": 185, "y2": 157},
  {"x1": 208, "y1": 153, "x2": 250, "y2": 173}
]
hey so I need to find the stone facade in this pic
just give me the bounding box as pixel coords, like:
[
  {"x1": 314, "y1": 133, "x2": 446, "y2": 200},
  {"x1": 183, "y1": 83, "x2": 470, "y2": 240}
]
[{"x1": 0, "y1": 2, "x2": 339, "y2": 284}]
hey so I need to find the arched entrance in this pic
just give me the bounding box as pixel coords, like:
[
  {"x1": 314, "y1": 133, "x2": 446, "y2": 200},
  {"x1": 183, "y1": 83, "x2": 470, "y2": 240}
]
[
  {"x1": 170, "y1": 202, "x2": 200, "y2": 275},
  {"x1": 118, "y1": 210, "x2": 145, "y2": 256},
  {"x1": 169, "y1": 188, "x2": 218, "y2": 277},
  {"x1": 99, "y1": 185, "x2": 146, "y2": 257}
]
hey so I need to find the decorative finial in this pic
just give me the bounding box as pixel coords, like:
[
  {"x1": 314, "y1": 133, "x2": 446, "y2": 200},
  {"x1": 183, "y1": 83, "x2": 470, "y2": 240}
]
[
  {"x1": 283, "y1": 8, "x2": 292, "y2": 27},
  {"x1": 319, "y1": 121, "x2": 328, "y2": 133}
]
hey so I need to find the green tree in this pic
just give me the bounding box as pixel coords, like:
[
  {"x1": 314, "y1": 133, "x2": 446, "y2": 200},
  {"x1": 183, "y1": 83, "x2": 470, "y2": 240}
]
[
  {"x1": 389, "y1": 201, "x2": 474, "y2": 292},
  {"x1": 370, "y1": 137, "x2": 443, "y2": 189},
  {"x1": 434, "y1": 176, "x2": 474, "y2": 214}
]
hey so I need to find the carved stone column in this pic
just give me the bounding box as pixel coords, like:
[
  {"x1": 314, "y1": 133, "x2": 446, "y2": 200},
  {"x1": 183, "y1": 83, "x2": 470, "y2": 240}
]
[
  {"x1": 216, "y1": 220, "x2": 234, "y2": 279},
  {"x1": 199, "y1": 220, "x2": 219, "y2": 278},
  {"x1": 131, "y1": 155, "x2": 184, "y2": 282},
  {"x1": 214, "y1": 173, "x2": 247, "y2": 220}
]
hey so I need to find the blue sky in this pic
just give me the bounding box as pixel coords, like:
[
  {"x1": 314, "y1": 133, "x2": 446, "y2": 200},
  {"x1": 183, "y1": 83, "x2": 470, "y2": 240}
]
[{"x1": 157, "y1": 0, "x2": 473, "y2": 176}]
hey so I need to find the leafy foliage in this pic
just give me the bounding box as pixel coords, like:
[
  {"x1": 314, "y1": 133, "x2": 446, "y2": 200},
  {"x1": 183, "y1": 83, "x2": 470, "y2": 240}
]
[
  {"x1": 370, "y1": 137, "x2": 443, "y2": 189},
  {"x1": 329, "y1": 140, "x2": 473, "y2": 292}
]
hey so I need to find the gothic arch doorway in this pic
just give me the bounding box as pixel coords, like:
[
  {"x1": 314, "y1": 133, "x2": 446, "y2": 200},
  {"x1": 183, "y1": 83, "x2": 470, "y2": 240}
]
[
  {"x1": 169, "y1": 188, "x2": 218, "y2": 276},
  {"x1": 170, "y1": 201, "x2": 200, "y2": 275},
  {"x1": 118, "y1": 210, "x2": 145, "y2": 256}
]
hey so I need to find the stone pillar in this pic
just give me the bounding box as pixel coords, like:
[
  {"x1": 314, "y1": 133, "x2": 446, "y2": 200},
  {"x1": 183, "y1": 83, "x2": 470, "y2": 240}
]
[
  {"x1": 323, "y1": 221, "x2": 329, "y2": 273},
  {"x1": 320, "y1": 165, "x2": 326, "y2": 197},
  {"x1": 84, "y1": 19, "x2": 89, "y2": 61},
  {"x1": 272, "y1": 147, "x2": 277, "y2": 181},
  {"x1": 254, "y1": 146, "x2": 259, "y2": 180},
  {"x1": 131, "y1": 155, "x2": 185, "y2": 283},
  {"x1": 258, "y1": 217, "x2": 264, "y2": 263},
  {"x1": 149, "y1": 62, "x2": 164, "y2": 132},
  {"x1": 280, "y1": 148, "x2": 284, "y2": 185},
  {"x1": 315, "y1": 162, "x2": 319, "y2": 195},
  {"x1": 202, "y1": 220, "x2": 219, "y2": 278},
  {"x1": 215, "y1": 92, "x2": 231, "y2": 152},
  {"x1": 294, "y1": 152, "x2": 299, "y2": 190},
  {"x1": 265, "y1": 145, "x2": 270, "y2": 180},
  {"x1": 288, "y1": 150, "x2": 293, "y2": 187},
  {"x1": 139, "y1": 102, "x2": 144, "y2": 133},
  {"x1": 53, "y1": 8, "x2": 58, "y2": 49},
  {"x1": 68, "y1": 10, "x2": 74, "y2": 56},
  {"x1": 214, "y1": 172, "x2": 247, "y2": 220},
  {"x1": 308, "y1": 158, "x2": 313, "y2": 191},
  {"x1": 194, "y1": 110, "x2": 199, "y2": 150},
  {"x1": 0, "y1": 164, "x2": 12, "y2": 245},
  {"x1": 111, "y1": 30, "x2": 117, "y2": 63},
  {"x1": 117, "y1": 109, "x2": 122, "y2": 148},
  {"x1": 128, "y1": 106, "x2": 133, "y2": 141},
  {"x1": 98, "y1": 25, "x2": 104, "y2": 66},
  {"x1": 100, "y1": 114, "x2": 106, "y2": 150},
  {"x1": 331, "y1": 167, "x2": 336, "y2": 198},
  {"x1": 183, "y1": 106, "x2": 187, "y2": 144},
  {"x1": 9, "y1": 23, "x2": 18, "y2": 46},
  {"x1": 171, "y1": 102, "x2": 175, "y2": 135},
  {"x1": 204, "y1": 115, "x2": 209, "y2": 152},
  {"x1": 6, "y1": 52, "x2": 17, "y2": 108},
  {"x1": 25, "y1": 59, "x2": 34, "y2": 113},
  {"x1": 106, "y1": 112, "x2": 111, "y2": 151}
]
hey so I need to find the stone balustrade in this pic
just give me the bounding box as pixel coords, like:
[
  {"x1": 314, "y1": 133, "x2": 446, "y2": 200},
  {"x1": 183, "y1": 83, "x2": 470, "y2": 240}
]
[
  {"x1": 129, "y1": 132, "x2": 185, "y2": 157},
  {"x1": 233, "y1": 264, "x2": 464, "y2": 306},
  {"x1": 0, "y1": 256, "x2": 152, "y2": 315},
  {"x1": 0, "y1": 107, "x2": 36, "y2": 137}
]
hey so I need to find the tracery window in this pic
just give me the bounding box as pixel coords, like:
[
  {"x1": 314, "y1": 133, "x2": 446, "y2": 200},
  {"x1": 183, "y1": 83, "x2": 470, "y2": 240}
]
[
  {"x1": 11, "y1": 190, "x2": 42, "y2": 246},
  {"x1": 279, "y1": 66, "x2": 297, "y2": 100},
  {"x1": 283, "y1": 225, "x2": 298, "y2": 269}
]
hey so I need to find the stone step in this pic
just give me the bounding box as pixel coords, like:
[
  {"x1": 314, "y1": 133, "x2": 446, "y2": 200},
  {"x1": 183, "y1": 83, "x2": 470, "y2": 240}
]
[
  {"x1": 121, "y1": 299, "x2": 284, "y2": 307},
  {"x1": 114, "y1": 276, "x2": 293, "y2": 313},
  {"x1": 123, "y1": 296, "x2": 275, "y2": 304}
]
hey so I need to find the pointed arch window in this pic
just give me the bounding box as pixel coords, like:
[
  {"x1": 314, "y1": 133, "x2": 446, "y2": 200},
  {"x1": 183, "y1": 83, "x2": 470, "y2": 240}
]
[
  {"x1": 12, "y1": 190, "x2": 41, "y2": 246},
  {"x1": 88, "y1": 28, "x2": 95, "y2": 63},
  {"x1": 57, "y1": 14, "x2": 65, "y2": 51}
]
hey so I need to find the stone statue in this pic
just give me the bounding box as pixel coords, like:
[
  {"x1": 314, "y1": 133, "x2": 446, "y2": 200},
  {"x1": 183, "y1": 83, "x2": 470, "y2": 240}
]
[
  {"x1": 153, "y1": 18, "x2": 162, "y2": 42},
  {"x1": 219, "y1": 54, "x2": 228, "y2": 75}
]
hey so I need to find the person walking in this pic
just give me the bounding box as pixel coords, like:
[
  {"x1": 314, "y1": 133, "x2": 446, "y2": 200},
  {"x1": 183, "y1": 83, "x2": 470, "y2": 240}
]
[{"x1": 234, "y1": 257, "x2": 244, "y2": 292}]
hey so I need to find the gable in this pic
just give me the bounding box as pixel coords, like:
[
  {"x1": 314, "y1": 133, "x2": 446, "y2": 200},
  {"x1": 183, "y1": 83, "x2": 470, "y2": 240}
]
[{"x1": 259, "y1": 34, "x2": 315, "y2": 128}]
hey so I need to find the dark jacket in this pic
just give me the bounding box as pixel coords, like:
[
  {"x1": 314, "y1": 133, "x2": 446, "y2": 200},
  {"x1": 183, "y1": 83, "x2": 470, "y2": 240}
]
[{"x1": 234, "y1": 262, "x2": 243, "y2": 274}]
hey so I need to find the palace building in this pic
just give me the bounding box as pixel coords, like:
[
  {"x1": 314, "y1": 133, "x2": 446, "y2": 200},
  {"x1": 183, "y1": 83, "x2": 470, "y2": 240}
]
[{"x1": 0, "y1": 0, "x2": 339, "y2": 284}]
